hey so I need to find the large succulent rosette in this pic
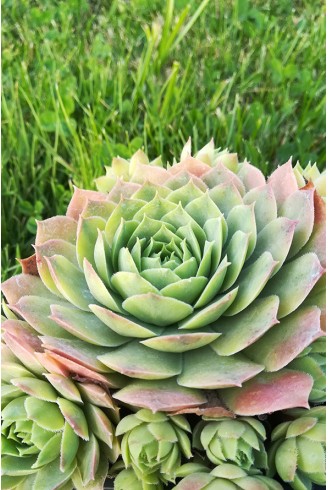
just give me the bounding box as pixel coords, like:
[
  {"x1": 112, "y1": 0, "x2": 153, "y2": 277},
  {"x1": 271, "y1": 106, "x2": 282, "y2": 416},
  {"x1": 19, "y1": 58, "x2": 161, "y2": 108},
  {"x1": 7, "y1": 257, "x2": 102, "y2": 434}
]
[{"x1": 2, "y1": 140, "x2": 326, "y2": 419}]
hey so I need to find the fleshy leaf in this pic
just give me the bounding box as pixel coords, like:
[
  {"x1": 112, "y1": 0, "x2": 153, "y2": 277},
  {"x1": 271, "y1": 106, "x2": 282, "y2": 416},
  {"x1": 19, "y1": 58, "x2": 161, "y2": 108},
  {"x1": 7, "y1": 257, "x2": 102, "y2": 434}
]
[
  {"x1": 57, "y1": 398, "x2": 89, "y2": 440},
  {"x1": 168, "y1": 180, "x2": 205, "y2": 207},
  {"x1": 50, "y1": 304, "x2": 127, "y2": 347},
  {"x1": 297, "y1": 437, "x2": 326, "y2": 474},
  {"x1": 185, "y1": 192, "x2": 222, "y2": 227},
  {"x1": 44, "y1": 373, "x2": 83, "y2": 403},
  {"x1": 225, "y1": 252, "x2": 277, "y2": 316},
  {"x1": 220, "y1": 370, "x2": 313, "y2": 415},
  {"x1": 94, "y1": 229, "x2": 112, "y2": 286},
  {"x1": 275, "y1": 438, "x2": 298, "y2": 481},
  {"x1": 221, "y1": 231, "x2": 249, "y2": 291},
  {"x1": 32, "y1": 433, "x2": 62, "y2": 468},
  {"x1": 280, "y1": 188, "x2": 315, "y2": 258},
  {"x1": 202, "y1": 162, "x2": 245, "y2": 194},
  {"x1": 194, "y1": 258, "x2": 229, "y2": 308},
  {"x1": 209, "y1": 183, "x2": 243, "y2": 217},
  {"x1": 83, "y1": 259, "x2": 124, "y2": 313},
  {"x1": 32, "y1": 457, "x2": 76, "y2": 490},
  {"x1": 36, "y1": 216, "x2": 77, "y2": 245},
  {"x1": 1, "y1": 456, "x2": 38, "y2": 476},
  {"x1": 169, "y1": 156, "x2": 211, "y2": 178},
  {"x1": 2, "y1": 274, "x2": 55, "y2": 304},
  {"x1": 179, "y1": 288, "x2": 238, "y2": 330},
  {"x1": 161, "y1": 277, "x2": 208, "y2": 304},
  {"x1": 40, "y1": 336, "x2": 114, "y2": 372},
  {"x1": 177, "y1": 347, "x2": 263, "y2": 389},
  {"x1": 35, "y1": 240, "x2": 78, "y2": 296},
  {"x1": 238, "y1": 161, "x2": 266, "y2": 191},
  {"x1": 297, "y1": 190, "x2": 326, "y2": 268},
  {"x1": 267, "y1": 161, "x2": 298, "y2": 207},
  {"x1": 111, "y1": 271, "x2": 159, "y2": 298},
  {"x1": 245, "y1": 306, "x2": 323, "y2": 371},
  {"x1": 84, "y1": 403, "x2": 114, "y2": 448},
  {"x1": 286, "y1": 417, "x2": 317, "y2": 439},
  {"x1": 98, "y1": 341, "x2": 182, "y2": 379},
  {"x1": 46, "y1": 255, "x2": 95, "y2": 311},
  {"x1": 211, "y1": 296, "x2": 279, "y2": 356},
  {"x1": 2, "y1": 321, "x2": 44, "y2": 375},
  {"x1": 243, "y1": 184, "x2": 277, "y2": 232},
  {"x1": 77, "y1": 383, "x2": 119, "y2": 415},
  {"x1": 248, "y1": 218, "x2": 297, "y2": 274},
  {"x1": 262, "y1": 253, "x2": 324, "y2": 318},
  {"x1": 66, "y1": 187, "x2": 107, "y2": 221},
  {"x1": 10, "y1": 296, "x2": 73, "y2": 338},
  {"x1": 113, "y1": 379, "x2": 207, "y2": 413},
  {"x1": 60, "y1": 422, "x2": 80, "y2": 472},
  {"x1": 173, "y1": 473, "x2": 214, "y2": 490},
  {"x1": 226, "y1": 204, "x2": 257, "y2": 259},
  {"x1": 141, "y1": 328, "x2": 221, "y2": 353},
  {"x1": 122, "y1": 293, "x2": 193, "y2": 326},
  {"x1": 11, "y1": 377, "x2": 57, "y2": 402},
  {"x1": 76, "y1": 217, "x2": 106, "y2": 268},
  {"x1": 89, "y1": 303, "x2": 162, "y2": 338},
  {"x1": 25, "y1": 397, "x2": 65, "y2": 432},
  {"x1": 77, "y1": 435, "x2": 99, "y2": 484},
  {"x1": 40, "y1": 351, "x2": 120, "y2": 387}
]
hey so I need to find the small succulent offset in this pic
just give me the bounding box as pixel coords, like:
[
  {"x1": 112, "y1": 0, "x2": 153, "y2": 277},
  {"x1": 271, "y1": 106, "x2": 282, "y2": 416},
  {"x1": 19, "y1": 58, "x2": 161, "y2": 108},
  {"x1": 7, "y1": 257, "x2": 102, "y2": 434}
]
[
  {"x1": 1, "y1": 333, "x2": 120, "y2": 490},
  {"x1": 193, "y1": 417, "x2": 267, "y2": 471},
  {"x1": 268, "y1": 406, "x2": 326, "y2": 490},
  {"x1": 173, "y1": 463, "x2": 283, "y2": 490},
  {"x1": 115, "y1": 409, "x2": 192, "y2": 488},
  {"x1": 1, "y1": 139, "x2": 326, "y2": 488}
]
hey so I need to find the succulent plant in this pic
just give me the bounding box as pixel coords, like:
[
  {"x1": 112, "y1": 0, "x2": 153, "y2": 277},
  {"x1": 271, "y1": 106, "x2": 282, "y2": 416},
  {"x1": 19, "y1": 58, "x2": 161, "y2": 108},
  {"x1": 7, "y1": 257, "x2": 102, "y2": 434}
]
[
  {"x1": 193, "y1": 416, "x2": 267, "y2": 471},
  {"x1": 268, "y1": 406, "x2": 326, "y2": 489},
  {"x1": 115, "y1": 409, "x2": 192, "y2": 487},
  {"x1": 2, "y1": 139, "x2": 325, "y2": 418},
  {"x1": 173, "y1": 463, "x2": 283, "y2": 489},
  {"x1": 1, "y1": 322, "x2": 120, "y2": 490},
  {"x1": 1, "y1": 140, "x2": 326, "y2": 489},
  {"x1": 288, "y1": 337, "x2": 326, "y2": 403}
]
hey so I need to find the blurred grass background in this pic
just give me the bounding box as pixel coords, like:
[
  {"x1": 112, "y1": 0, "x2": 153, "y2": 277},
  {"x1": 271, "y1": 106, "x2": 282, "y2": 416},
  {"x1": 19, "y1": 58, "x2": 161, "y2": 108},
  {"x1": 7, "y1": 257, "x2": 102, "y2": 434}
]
[{"x1": 2, "y1": 0, "x2": 326, "y2": 279}]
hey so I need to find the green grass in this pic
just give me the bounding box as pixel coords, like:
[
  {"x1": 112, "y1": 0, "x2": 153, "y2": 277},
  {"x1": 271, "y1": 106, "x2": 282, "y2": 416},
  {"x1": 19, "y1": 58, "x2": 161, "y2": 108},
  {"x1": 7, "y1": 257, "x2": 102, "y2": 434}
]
[{"x1": 2, "y1": 0, "x2": 325, "y2": 279}]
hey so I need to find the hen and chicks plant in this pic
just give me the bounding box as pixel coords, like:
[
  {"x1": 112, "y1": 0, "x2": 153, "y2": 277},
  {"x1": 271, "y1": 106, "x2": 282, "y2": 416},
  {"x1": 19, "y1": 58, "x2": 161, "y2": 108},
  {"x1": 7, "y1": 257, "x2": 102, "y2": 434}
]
[{"x1": 1, "y1": 139, "x2": 326, "y2": 489}]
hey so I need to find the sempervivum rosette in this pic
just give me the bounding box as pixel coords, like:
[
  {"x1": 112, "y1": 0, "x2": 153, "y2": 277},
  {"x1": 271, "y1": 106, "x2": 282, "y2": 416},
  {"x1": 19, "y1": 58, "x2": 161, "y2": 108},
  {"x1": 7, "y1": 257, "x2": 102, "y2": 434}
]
[
  {"x1": 268, "y1": 406, "x2": 326, "y2": 489},
  {"x1": 192, "y1": 417, "x2": 267, "y2": 471},
  {"x1": 1, "y1": 321, "x2": 120, "y2": 490},
  {"x1": 173, "y1": 463, "x2": 283, "y2": 490},
  {"x1": 115, "y1": 409, "x2": 192, "y2": 487},
  {"x1": 2, "y1": 139, "x2": 326, "y2": 417}
]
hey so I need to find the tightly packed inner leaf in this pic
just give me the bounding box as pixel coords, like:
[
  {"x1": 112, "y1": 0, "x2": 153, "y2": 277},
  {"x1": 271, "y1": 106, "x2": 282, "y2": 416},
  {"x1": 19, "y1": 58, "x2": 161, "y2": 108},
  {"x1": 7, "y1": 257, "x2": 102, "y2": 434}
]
[{"x1": 2, "y1": 139, "x2": 326, "y2": 418}]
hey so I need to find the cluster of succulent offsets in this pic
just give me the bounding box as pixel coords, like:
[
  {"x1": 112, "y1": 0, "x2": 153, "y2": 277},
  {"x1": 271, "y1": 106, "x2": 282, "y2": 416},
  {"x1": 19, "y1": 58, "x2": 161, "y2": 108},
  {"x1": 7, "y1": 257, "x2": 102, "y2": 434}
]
[{"x1": 1, "y1": 139, "x2": 326, "y2": 489}]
